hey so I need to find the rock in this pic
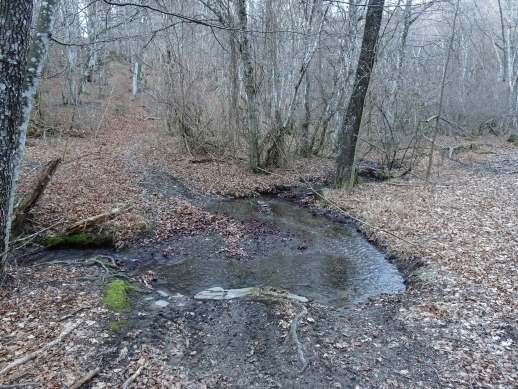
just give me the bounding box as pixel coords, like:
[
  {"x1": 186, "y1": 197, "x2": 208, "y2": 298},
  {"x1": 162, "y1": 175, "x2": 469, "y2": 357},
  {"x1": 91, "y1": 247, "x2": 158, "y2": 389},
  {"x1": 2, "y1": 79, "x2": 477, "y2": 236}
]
[
  {"x1": 157, "y1": 290, "x2": 170, "y2": 298},
  {"x1": 153, "y1": 300, "x2": 170, "y2": 308},
  {"x1": 193, "y1": 286, "x2": 309, "y2": 303}
]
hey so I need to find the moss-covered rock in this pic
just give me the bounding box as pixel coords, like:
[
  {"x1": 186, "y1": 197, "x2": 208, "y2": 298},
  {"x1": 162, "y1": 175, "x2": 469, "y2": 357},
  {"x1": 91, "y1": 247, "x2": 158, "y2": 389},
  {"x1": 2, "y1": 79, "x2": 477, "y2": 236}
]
[
  {"x1": 103, "y1": 279, "x2": 131, "y2": 312},
  {"x1": 42, "y1": 232, "x2": 114, "y2": 249}
]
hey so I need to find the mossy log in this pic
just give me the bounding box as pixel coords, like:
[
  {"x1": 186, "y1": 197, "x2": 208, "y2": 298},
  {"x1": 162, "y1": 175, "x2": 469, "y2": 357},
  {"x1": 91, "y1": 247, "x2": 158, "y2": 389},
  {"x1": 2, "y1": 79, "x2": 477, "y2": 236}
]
[
  {"x1": 42, "y1": 232, "x2": 114, "y2": 249},
  {"x1": 65, "y1": 206, "x2": 130, "y2": 235}
]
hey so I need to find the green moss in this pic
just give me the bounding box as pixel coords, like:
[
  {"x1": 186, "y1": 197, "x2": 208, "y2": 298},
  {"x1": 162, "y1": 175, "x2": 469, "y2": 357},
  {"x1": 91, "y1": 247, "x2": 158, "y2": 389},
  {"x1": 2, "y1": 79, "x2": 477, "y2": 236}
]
[
  {"x1": 103, "y1": 279, "x2": 131, "y2": 312},
  {"x1": 109, "y1": 319, "x2": 128, "y2": 333},
  {"x1": 508, "y1": 134, "x2": 518, "y2": 145},
  {"x1": 42, "y1": 233, "x2": 114, "y2": 249}
]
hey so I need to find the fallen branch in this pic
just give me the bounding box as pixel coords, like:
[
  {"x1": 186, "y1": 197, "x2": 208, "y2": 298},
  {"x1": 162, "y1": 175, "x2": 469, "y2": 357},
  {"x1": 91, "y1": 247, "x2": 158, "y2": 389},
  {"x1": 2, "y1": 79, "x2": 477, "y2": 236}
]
[
  {"x1": 12, "y1": 158, "x2": 61, "y2": 233},
  {"x1": 194, "y1": 287, "x2": 308, "y2": 303},
  {"x1": 0, "y1": 321, "x2": 80, "y2": 376},
  {"x1": 0, "y1": 382, "x2": 39, "y2": 388},
  {"x1": 65, "y1": 206, "x2": 131, "y2": 235},
  {"x1": 122, "y1": 365, "x2": 144, "y2": 389},
  {"x1": 69, "y1": 367, "x2": 100, "y2": 389},
  {"x1": 58, "y1": 306, "x2": 91, "y2": 322},
  {"x1": 290, "y1": 302, "x2": 308, "y2": 372}
]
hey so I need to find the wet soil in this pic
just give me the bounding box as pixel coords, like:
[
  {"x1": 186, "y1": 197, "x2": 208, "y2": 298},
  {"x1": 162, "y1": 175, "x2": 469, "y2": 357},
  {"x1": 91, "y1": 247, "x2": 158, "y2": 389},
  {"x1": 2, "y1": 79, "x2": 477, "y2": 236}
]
[{"x1": 24, "y1": 169, "x2": 440, "y2": 388}]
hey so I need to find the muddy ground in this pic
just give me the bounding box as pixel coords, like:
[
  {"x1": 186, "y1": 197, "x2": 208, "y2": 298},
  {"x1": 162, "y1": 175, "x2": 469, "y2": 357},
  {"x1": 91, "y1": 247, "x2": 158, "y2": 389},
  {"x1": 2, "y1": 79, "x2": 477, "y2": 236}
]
[
  {"x1": 0, "y1": 178, "x2": 455, "y2": 388},
  {"x1": 1, "y1": 62, "x2": 516, "y2": 388},
  {"x1": 2, "y1": 163, "x2": 439, "y2": 388}
]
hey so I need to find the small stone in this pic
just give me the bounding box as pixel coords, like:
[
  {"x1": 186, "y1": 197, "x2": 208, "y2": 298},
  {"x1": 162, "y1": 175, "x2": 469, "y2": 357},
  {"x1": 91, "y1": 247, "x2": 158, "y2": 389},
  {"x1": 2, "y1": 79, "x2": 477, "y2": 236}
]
[
  {"x1": 154, "y1": 300, "x2": 170, "y2": 308},
  {"x1": 157, "y1": 290, "x2": 170, "y2": 298}
]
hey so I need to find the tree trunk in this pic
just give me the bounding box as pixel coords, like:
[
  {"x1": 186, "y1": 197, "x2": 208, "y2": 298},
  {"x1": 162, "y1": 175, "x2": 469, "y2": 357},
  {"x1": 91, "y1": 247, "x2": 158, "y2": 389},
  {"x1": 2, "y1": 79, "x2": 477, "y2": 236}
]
[
  {"x1": 0, "y1": 0, "x2": 58, "y2": 270},
  {"x1": 0, "y1": 0, "x2": 33, "y2": 267},
  {"x1": 425, "y1": 0, "x2": 460, "y2": 181},
  {"x1": 236, "y1": 0, "x2": 260, "y2": 170},
  {"x1": 300, "y1": 71, "x2": 312, "y2": 156},
  {"x1": 335, "y1": 0, "x2": 385, "y2": 188},
  {"x1": 229, "y1": 32, "x2": 240, "y2": 143}
]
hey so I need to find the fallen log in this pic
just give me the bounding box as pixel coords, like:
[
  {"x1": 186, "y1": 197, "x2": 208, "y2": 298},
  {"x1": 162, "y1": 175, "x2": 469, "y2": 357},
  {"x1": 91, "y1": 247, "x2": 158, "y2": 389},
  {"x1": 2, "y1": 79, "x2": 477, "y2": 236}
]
[
  {"x1": 12, "y1": 158, "x2": 61, "y2": 234},
  {"x1": 65, "y1": 206, "x2": 130, "y2": 235},
  {"x1": 194, "y1": 286, "x2": 309, "y2": 303}
]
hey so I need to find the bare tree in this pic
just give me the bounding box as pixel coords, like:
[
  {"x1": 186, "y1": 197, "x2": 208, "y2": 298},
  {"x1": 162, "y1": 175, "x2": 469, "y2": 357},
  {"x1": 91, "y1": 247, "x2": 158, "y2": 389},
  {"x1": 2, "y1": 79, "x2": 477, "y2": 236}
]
[
  {"x1": 335, "y1": 0, "x2": 385, "y2": 188},
  {"x1": 426, "y1": 0, "x2": 461, "y2": 180},
  {"x1": 236, "y1": 0, "x2": 261, "y2": 170}
]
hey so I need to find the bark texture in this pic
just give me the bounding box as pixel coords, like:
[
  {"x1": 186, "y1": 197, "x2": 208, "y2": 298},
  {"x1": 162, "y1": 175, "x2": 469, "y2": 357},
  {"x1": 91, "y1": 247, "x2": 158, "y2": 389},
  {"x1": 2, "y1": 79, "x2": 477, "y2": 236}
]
[
  {"x1": 0, "y1": 0, "x2": 59, "y2": 269},
  {"x1": 335, "y1": 0, "x2": 385, "y2": 188},
  {"x1": 0, "y1": 0, "x2": 34, "y2": 267},
  {"x1": 236, "y1": 0, "x2": 260, "y2": 170}
]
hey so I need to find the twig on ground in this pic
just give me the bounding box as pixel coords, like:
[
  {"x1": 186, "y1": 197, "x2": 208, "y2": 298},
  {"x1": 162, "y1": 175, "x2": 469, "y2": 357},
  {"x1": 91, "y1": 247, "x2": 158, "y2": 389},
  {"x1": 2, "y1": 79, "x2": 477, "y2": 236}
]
[
  {"x1": 0, "y1": 382, "x2": 39, "y2": 388},
  {"x1": 58, "y1": 306, "x2": 91, "y2": 322},
  {"x1": 0, "y1": 321, "x2": 80, "y2": 376},
  {"x1": 69, "y1": 367, "x2": 100, "y2": 389},
  {"x1": 121, "y1": 365, "x2": 145, "y2": 389},
  {"x1": 290, "y1": 302, "x2": 308, "y2": 372}
]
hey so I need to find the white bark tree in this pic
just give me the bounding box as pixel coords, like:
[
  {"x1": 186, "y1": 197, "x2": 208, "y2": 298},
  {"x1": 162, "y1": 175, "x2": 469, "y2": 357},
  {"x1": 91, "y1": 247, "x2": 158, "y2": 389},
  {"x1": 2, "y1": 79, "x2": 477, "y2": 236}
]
[{"x1": 0, "y1": 0, "x2": 59, "y2": 270}]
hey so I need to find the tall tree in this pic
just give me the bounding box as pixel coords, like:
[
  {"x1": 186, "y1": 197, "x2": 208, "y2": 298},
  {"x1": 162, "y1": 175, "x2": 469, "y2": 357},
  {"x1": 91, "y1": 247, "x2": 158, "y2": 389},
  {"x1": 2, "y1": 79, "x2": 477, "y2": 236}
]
[
  {"x1": 425, "y1": 0, "x2": 461, "y2": 180},
  {"x1": 335, "y1": 0, "x2": 385, "y2": 188},
  {"x1": 236, "y1": 0, "x2": 261, "y2": 170},
  {"x1": 0, "y1": 0, "x2": 59, "y2": 272}
]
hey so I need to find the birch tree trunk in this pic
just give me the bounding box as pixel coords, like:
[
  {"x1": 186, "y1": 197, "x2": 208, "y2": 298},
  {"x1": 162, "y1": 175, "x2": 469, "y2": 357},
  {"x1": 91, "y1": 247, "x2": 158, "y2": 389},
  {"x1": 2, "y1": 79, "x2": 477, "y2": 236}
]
[
  {"x1": 335, "y1": 0, "x2": 385, "y2": 188},
  {"x1": 0, "y1": 0, "x2": 33, "y2": 269},
  {"x1": 0, "y1": 0, "x2": 59, "y2": 270}
]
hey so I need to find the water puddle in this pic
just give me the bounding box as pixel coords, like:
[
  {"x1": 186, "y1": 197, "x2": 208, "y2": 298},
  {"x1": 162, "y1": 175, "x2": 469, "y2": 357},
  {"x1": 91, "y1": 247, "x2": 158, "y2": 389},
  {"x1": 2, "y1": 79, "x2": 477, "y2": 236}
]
[{"x1": 150, "y1": 198, "x2": 405, "y2": 306}]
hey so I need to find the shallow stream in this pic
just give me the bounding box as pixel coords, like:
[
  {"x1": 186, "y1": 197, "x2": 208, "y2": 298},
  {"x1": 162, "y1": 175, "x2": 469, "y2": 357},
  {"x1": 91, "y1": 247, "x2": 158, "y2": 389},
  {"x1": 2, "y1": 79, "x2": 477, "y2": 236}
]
[{"x1": 148, "y1": 198, "x2": 405, "y2": 306}]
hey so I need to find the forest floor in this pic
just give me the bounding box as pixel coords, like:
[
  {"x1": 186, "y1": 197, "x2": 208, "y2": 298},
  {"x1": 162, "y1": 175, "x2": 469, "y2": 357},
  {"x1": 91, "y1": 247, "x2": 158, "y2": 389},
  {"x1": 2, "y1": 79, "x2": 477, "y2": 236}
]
[{"x1": 1, "y1": 63, "x2": 517, "y2": 388}]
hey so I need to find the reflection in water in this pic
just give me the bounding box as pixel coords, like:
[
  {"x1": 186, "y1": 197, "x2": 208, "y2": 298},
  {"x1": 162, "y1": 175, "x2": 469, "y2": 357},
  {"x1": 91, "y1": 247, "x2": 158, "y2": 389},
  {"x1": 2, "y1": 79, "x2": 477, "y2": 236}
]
[{"x1": 152, "y1": 198, "x2": 405, "y2": 306}]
